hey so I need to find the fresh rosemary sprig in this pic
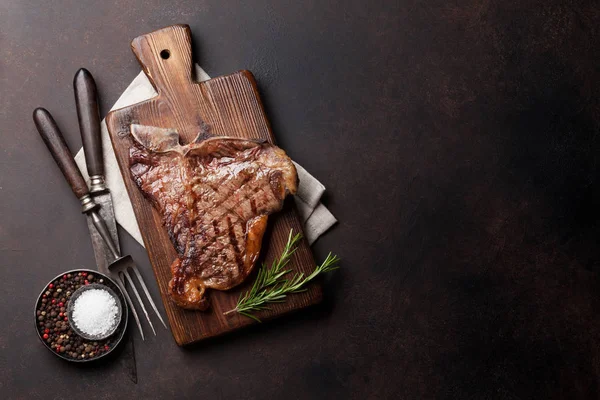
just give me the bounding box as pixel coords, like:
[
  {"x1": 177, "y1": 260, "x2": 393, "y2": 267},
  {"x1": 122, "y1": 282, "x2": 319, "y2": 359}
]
[{"x1": 224, "y1": 229, "x2": 340, "y2": 321}]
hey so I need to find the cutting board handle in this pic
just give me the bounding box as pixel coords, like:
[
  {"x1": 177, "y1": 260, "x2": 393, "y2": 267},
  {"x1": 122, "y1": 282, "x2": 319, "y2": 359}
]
[{"x1": 131, "y1": 24, "x2": 194, "y2": 97}]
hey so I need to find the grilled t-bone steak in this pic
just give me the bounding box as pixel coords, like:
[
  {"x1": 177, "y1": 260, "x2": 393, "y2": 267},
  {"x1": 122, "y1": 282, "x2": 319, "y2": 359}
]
[{"x1": 128, "y1": 124, "x2": 298, "y2": 310}]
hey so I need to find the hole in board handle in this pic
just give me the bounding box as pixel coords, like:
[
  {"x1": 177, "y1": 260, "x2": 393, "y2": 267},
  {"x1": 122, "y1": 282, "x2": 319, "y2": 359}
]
[{"x1": 160, "y1": 49, "x2": 170, "y2": 59}]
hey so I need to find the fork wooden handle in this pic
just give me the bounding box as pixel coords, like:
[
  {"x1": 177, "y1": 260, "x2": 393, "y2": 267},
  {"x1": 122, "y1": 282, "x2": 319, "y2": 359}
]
[{"x1": 33, "y1": 107, "x2": 90, "y2": 199}]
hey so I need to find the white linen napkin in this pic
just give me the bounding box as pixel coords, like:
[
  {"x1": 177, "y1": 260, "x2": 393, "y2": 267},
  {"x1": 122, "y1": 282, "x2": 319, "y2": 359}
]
[{"x1": 74, "y1": 65, "x2": 336, "y2": 245}]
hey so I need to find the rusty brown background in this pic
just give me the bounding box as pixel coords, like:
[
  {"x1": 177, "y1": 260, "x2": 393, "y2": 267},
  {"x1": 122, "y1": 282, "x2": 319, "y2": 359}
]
[{"x1": 2, "y1": 0, "x2": 600, "y2": 398}]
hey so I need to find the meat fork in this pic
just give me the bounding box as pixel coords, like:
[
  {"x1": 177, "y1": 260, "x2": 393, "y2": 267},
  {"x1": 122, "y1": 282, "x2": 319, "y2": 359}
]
[
  {"x1": 33, "y1": 107, "x2": 166, "y2": 340},
  {"x1": 95, "y1": 222, "x2": 168, "y2": 339}
]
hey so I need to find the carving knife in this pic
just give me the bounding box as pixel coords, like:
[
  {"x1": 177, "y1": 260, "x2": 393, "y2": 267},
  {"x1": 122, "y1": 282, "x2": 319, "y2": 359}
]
[
  {"x1": 74, "y1": 69, "x2": 119, "y2": 275},
  {"x1": 73, "y1": 68, "x2": 137, "y2": 384}
]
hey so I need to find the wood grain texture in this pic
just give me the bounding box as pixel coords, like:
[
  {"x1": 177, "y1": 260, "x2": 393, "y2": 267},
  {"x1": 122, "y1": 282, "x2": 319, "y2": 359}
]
[{"x1": 105, "y1": 24, "x2": 321, "y2": 346}]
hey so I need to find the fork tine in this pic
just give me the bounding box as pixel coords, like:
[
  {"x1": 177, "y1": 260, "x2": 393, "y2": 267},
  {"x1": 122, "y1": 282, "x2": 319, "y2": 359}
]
[
  {"x1": 123, "y1": 269, "x2": 156, "y2": 336},
  {"x1": 115, "y1": 272, "x2": 144, "y2": 340},
  {"x1": 131, "y1": 265, "x2": 167, "y2": 329}
]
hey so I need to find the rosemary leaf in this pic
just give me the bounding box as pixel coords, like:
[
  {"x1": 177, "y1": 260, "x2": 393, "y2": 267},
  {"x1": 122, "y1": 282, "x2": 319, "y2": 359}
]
[{"x1": 224, "y1": 229, "x2": 340, "y2": 321}]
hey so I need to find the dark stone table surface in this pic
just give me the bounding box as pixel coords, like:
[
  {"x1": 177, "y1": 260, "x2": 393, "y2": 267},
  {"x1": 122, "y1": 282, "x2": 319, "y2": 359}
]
[{"x1": 2, "y1": 1, "x2": 599, "y2": 398}]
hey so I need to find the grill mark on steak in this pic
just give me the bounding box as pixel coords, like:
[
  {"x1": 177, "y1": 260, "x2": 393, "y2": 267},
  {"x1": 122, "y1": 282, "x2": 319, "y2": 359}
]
[
  {"x1": 186, "y1": 176, "x2": 273, "y2": 256},
  {"x1": 225, "y1": 216, "x2": 244, "y2": 268},
  {"x1": 129, "y1": 125, "x2": 298, "y2": 310}
]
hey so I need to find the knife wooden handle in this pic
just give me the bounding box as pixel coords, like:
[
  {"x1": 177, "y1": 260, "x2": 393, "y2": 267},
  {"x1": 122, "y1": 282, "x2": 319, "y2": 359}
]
[
  {"x1": 33, "y1": 107, "x2": 90, "y2": 199},
  {"x1": 74, "y1": 68, "x2": 104, "y2": 178}
]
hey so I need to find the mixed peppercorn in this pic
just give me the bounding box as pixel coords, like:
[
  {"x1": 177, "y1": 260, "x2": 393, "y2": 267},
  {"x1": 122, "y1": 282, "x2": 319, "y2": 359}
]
[{"x1": 36, "y1": 271, "x2": 122, "y2": 361}]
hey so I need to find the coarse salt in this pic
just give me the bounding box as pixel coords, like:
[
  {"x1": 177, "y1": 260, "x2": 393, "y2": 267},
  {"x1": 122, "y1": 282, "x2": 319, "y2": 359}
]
[{"x1": 72, "y1": 288, "x2": 119, "y2": 337}]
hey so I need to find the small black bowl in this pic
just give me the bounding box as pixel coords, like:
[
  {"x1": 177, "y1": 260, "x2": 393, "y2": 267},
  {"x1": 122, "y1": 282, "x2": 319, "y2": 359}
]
[
  {"x1": 34, "y1": 269, "x2": 128, "y2": 362},
  {"x1": 67, "y1": 283, "x2": 123, "y2": 340}
]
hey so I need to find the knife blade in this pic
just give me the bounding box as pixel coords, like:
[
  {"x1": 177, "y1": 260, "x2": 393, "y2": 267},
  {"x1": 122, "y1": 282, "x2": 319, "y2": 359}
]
[{"x1": 74, "y1": 68, "x2": 137, "y2": 384}]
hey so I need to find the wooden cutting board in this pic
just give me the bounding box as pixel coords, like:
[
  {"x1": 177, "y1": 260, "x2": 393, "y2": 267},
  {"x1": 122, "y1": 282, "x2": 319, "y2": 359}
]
[{"x1": 105, "y1": 24, "x2": 322, "y2": 346}]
